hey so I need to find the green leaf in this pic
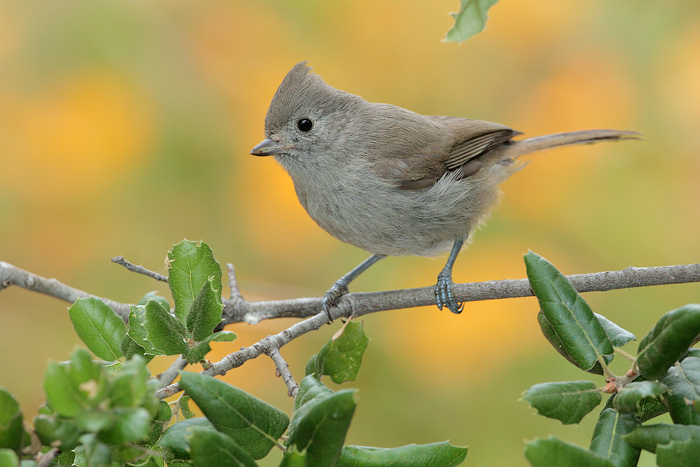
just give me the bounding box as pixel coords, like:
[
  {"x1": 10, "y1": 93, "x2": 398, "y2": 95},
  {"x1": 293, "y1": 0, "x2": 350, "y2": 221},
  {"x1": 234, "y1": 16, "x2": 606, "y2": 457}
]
[
  {"x1": 280, "y1": 447, "x2": 307, "y2": 467},
  {"x1": 294, "y1": 375, "x2": 334, "y2": 414},
  {"x1": 0, "y1": 449, "x2": 18, "y2": 467},
  {"x1": 109, "y1": 356, "x2": 153, "y2": 408},
  {"x1": 77, "y1": 433, "x2": 112, "y2": 467},
  {"x1": 663, "y1": 357, "x2": 700, "y2": 401},
  {"x1": 168, "y1": 240, "x2": 222, "y2": 323},
  {"x1": 137, "y1": 291, "x2": 171, "y2": 310},
  {"x1": 287, "y1": 377, "x2": 357, "y2": 467},
  {"x1": 310, "y1": 321, "x2": 369, "y2": 383},
  {"x1": 589, "y1": 408, "x2": 641, "y2": 467},
  {"x1": 124, "y1": 305, "x2": 157, "y2": 359},
  {"x1": 525, "y1": 436, "x2": 615, "y2": 467},
  {"x1": 666, "y1": 394, "x2": 700, "y2": 426},
  {"x1": 34, "y1": 414, "x2": 83, "y2": 450},
  {"x1": 98, "y1": 407, "x2": 152, "y2": 444},
  {"x1": 179, "y1": 395, "x2": 196, "y2": 420},
  {"x1": 185, "y1": 331, "x2": 236, "y2": 364},
  {"x1": 624, "y1": 424, "x2": 700, "y2": 453},
  {"x1": 178, "y1": 372, "x2": 289, "y2": 460},
  {"x1": 157, "y1": 418, "x2": 216, "y2": 460},
  {"x1": 637, "y1": 305, "x2": 700, "y2": 380},
  {"x1": 656, "y1": 438, "x2": 700, "y2": 466},
  {"x1": 614, "y1": 381, "x2": 669, "y2": 416},
  {"x1": 143, "y1": 299, "x2": 188, "y2": 356},
  {"x1": 337, "y1": 442, "x2": 468, "y2": 467},
  {"x1": 44, "y1": 348, "x2": 107, "y2": 417},
  {"x1": 526, "y1": 252, "x2": 614, "y2": 372},
  {"x1": 595, "y1": 314, "x2": 636, "y2": 348},
  {"x1": 444, "y1": 0, "x2": 498, "y2": 43},
  {"x1": 522, "y1": 381, "x2": 602, "y2": 424},
  {"x1": 186, "y1": 278, "x2": 224, "y2": 342},
  {"x1": 0, "y1": 389, "x2": 23, "y2": 453},
  {"x1": 69, "y1": 297, "x2": 127, "y2": 361},
  {"x1": 188, "y1": 428, "x2": 257, "y2": 467}
]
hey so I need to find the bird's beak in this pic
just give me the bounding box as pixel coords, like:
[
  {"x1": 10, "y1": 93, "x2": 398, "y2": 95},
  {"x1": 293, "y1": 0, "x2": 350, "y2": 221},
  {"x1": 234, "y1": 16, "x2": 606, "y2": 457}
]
[{"x1": 250, "y1": 138, "x2": 287, "y2": 157}]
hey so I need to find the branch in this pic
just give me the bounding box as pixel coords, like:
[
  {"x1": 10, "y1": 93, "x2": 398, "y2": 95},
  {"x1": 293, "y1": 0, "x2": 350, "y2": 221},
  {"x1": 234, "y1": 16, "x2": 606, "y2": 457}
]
[
  {"x1": 157, "y1": 356, "x2": 188, "y2": 389},
  {"x1": 111, "y1": 256, "x2": 168, "y2": 283},
  {"x1": 221, "y1": 263, "x2": 700, "y2": 325},
  {"x1": 268, "y1": 348, "x2": 299, "y2": 397},
  {"x1": 0, "y1": 261, "x2": 131, "y2": 321}
]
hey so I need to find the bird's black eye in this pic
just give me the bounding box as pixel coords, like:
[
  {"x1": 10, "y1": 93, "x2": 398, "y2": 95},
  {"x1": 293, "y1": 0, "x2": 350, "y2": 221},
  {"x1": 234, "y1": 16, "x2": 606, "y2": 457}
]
[{"x1": 297, "y1": 118, "x2": 313, "y2": 132}]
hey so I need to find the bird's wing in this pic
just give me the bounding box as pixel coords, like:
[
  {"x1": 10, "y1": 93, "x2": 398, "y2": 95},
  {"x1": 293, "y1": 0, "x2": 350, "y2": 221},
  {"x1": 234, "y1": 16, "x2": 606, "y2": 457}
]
[{"x1": 369, "y1": 113, "x2": 520, "y2": 190}]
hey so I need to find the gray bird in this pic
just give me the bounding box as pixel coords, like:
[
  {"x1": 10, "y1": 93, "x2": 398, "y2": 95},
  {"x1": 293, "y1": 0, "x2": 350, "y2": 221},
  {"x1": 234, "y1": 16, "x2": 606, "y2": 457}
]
[{"x1": 251, "y1": 62, "x2": 637, "y2": 317}]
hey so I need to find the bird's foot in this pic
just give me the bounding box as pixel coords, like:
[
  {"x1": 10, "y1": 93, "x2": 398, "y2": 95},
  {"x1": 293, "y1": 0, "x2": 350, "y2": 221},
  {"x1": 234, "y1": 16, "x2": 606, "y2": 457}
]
[
  {"x1": 321, "y1": 281, "x2": 349, "y2": 321},
  {"x1": 435, "y1": 271, "x2": 464, "y2": 314}
]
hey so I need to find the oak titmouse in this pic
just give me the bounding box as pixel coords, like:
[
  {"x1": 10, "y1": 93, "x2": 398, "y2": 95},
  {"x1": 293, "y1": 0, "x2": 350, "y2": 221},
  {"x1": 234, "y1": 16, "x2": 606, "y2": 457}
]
[{"x1": 251, "y1": 62, "x2": 637, "y2": 316}]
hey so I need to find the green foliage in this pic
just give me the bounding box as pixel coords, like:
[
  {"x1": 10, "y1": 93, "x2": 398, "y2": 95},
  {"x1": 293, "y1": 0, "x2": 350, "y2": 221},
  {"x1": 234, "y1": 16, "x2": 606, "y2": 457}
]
[
  {"x1": 8, "y1": 241, "x2": 700, "y2": 466},
  {"x1": 445, "y1": 0, "x2": 499, "y2": 43},
  {"x1": 524, "y1": 251, "x2": 700, "y2": 466}
]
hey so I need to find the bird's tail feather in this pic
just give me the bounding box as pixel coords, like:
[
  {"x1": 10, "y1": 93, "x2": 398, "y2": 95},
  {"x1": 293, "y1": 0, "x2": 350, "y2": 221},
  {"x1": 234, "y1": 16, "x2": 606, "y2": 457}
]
[{"x1": 506, "y1": 129, "x2": 640, "y2": 158}]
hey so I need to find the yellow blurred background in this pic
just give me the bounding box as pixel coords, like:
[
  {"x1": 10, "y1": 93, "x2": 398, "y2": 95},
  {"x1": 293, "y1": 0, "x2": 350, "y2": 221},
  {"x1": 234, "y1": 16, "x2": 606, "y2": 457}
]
[{"x1": 1, "y1": 1, "x2": 699, "y2": 465}]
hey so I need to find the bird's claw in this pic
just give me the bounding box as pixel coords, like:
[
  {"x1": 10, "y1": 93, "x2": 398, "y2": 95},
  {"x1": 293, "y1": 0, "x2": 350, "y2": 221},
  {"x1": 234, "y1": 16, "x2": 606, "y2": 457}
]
[
  {"x1": 435, "y1": 272, "x2": 464, "y2": 314},
  {"x1": 321, "y1": 281, "x2": 349, "y2": 321}
]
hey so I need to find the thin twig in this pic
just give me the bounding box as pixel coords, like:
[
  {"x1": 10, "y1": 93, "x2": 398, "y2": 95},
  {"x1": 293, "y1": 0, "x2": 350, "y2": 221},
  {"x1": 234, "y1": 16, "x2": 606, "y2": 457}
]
[
  {"x1": 156, "y1": 310, "x2": 330, "y2": 399},
  {"x1": 158, "y1": 356, "x2": 188, "y2": 389},
  {"x1": 36, "y1": 448, "x2": 59, "y2": 467},
  {"x1": 268, "y1": 347, "x2": 299, "y2": 397},
  {"x1": 227, "y1": 263, "x2": 243, "y2": 302},
  {"x1": 111, "y1": 256, "x2": 168, "y2": 283}
]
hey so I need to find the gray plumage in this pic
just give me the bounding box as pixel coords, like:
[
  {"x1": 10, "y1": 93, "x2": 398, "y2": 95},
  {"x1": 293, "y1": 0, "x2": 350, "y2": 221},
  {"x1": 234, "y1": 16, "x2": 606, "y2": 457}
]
[{"x1": 251, "y1": 61, "x2": 638, "y2": 314}]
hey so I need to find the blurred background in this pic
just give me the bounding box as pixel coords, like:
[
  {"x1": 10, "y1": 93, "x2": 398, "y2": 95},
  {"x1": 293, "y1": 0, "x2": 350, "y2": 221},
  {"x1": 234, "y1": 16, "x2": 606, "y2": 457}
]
[{"x1": 1, "y1": 0, "x2": 699, "y2": 465}]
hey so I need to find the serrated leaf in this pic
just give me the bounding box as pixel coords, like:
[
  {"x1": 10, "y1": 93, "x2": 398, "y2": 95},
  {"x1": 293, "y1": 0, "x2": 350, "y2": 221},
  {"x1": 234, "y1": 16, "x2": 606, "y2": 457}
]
[
  {"x1": 614, "y1": 381, "x2": 669, "y2": 416},
  {"x1": 178, "y1": 372, "x2": 288, "y2": 460},
  {"x1": 522, "y1": 381, "x2": 601, "y2": 424},
  {"x1": 69, "y1": 297, "x2": 127, "y2": 361},
  {"x1": 168, "y1": 240, "x2": 222, "y2": 323},
  {"x1": 589, "y1": 408, "x2": 641, "y2": 467},
  {"x1": 143, "y1": 300, "x2": 188, "y2": 356},
  {"x1": 125, "y1": 305, "x2": 157, "y2": 357},
  {"x1": 287, "y1": 388, "x2": 357, "y2": 467},
  {"x1": 157, "y1": 418, "x2": 216, "y2": 459},
  {"x1": 0, "y1": 389, "x2": 22, "y2": 453},
  {"x1": 624, "y1": 424, "x2": 700, "y2": 453},
  {"x1": 663, "y1": 357, "x2": 700, "y2": 401},
  {"x1": 656, "y1": 438, "x2": 700, "y2": 466},
  {"x1": 185, "y1": 331, "x2": 236, "y2": 364},
  {"x1": 187, "y1": 279, "x2": 224, "y2": 342},
  {"x1": 525, "y1": 436, "x2": 615, "y2": 467},
  {"x1": 188, "y1": 428, "x2": 256, "y2": 467},
  {"x1": 637, "y1": 305, "x2": 700, "y2": 380},
  {"x1": 337, "y1": 442, "x2": 468, "y2": 467},
  {"x1": 310, "y1": 321, "x2": 369, "y2": 383},
  {"x1": 526, "y1": 252, "x2": 614, "y2": 372},
  {"x1": 445, "y1": 0, "x2": 498, "y2": 43}
]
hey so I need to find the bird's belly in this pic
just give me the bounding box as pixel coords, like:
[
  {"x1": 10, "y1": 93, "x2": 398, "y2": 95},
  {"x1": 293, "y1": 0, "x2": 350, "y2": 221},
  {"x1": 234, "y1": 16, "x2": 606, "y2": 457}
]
[{"x1": 295, "y1": 174, "x2": 492, "y2": 257}]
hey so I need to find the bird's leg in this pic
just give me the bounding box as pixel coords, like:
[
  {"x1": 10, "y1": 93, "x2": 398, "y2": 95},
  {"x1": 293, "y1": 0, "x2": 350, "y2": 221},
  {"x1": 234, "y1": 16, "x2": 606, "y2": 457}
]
[
  {"x1": 322, "y1": 254, "x2": 386, "y2": 320},
  {"x1": 435, "y1": 235, "x2": 467, "y2": 314}
]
